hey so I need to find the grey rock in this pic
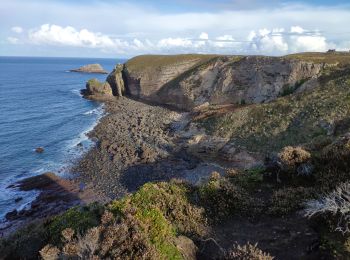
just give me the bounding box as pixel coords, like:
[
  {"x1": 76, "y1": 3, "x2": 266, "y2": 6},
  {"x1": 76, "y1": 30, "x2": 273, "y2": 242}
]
[
  {"x1": 106, "y1": 64, "x2": 125, "y2": 96},
  {"x1": 81, "y1": 78, "x2": 114, "y2": 100},
  {"x1": 122, "y1": 55, "x2": 324, "y2": 110},
  {"x1": 70, "y1": 63, "x2": 108, "y2": 74}
]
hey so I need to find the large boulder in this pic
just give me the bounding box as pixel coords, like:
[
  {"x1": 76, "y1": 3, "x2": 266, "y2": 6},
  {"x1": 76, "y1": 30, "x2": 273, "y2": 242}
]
[
  {"x1": 106, "y1": 64, "x2": 125, "y2": 96},
  {"x1": 81, "y1": 78, "x2": 114, "y2": 100},
  {"x1": 70, "y1": 64, "x2": 108, "y2": 74}
]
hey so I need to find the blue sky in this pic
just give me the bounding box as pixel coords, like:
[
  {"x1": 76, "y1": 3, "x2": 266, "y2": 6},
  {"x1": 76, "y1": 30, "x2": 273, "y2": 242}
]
[{"x1": 1, "y1": 0, "x2": 350, "y2": 57}]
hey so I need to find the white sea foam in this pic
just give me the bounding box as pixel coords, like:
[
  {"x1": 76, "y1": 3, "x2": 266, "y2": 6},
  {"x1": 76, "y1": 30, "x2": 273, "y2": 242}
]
[{"x1": 71, "y1": 89, "x2": 82, "y2": 97}]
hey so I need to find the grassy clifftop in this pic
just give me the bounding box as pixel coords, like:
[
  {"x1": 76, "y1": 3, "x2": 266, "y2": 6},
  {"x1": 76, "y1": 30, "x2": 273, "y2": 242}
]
[
  {"x1": 285, "y1": 52, "x2": 350, "y2": 65},
  {"x1": 125, "y1": 54, "x2": 220, "y2": 74}
]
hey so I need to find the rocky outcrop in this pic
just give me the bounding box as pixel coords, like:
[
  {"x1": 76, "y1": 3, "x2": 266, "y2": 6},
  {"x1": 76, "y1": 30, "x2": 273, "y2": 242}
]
[
  {"x1": 122, "y1": 55, "x2": 325, "y2": 110},
  {"x1": 81, "y1": 78, "x2": 114, "y2": 100},
  {"x1": 106, "y1": 64, "x2": 125, "y2": 96},
  {"x1": 123, "y1": 54, "x2": 218, "y2": 102},
  {"x1": 70, "y1": 64, "x2": 108, "y2": 74}
]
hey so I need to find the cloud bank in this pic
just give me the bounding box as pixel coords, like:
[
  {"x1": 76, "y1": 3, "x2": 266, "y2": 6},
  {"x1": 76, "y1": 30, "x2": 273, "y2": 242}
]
[
  {"x1": 21, "y1": 23, "x2": 335, "y2": 55},
  {"x1": 1, "y1": 1, "x2": 350, "y2": 57}
]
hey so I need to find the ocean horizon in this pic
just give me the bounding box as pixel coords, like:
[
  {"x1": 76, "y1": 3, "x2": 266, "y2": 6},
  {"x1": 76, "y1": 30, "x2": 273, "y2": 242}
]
[{"x1": 0, "y1": 56, "x2": 125, "y2": 219}]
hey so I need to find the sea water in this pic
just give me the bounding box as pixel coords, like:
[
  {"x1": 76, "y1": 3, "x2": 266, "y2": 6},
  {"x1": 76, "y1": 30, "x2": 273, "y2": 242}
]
[{"x1": 0, "y1": 56, "x2": 125, "y2": 218}]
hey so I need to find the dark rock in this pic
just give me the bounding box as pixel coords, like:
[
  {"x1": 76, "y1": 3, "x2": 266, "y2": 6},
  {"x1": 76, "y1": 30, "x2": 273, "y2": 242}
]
[
  {"x1": 5, "y1": 209, "x2": 18, "y2": 221},
  {"x1": 35, "y1": 147, "x2": 44, "y2": 153},
  {"x1": 14, "y1": 197, "x2": 23, "y2": 203}
]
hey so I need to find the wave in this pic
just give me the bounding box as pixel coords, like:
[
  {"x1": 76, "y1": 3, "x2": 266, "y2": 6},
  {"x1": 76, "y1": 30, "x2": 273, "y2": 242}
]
[
  {"x1": 71, "y1": 89, "x2": 82, "y2": 97},
  {"x1": 83, "y1": 107, "x2": 103, "y2": 116}
]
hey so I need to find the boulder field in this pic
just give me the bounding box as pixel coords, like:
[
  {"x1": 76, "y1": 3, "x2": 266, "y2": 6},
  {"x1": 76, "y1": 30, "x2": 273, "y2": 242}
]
[{"x1": 81, "y1": 53, "x2": 348, "y2": 110}]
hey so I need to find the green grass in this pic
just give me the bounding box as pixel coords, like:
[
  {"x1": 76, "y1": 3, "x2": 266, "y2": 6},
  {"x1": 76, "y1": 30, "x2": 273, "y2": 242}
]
[
  {"x1": 125, "y1": 54, "x2": 220, "y2": 74},
  {"x1": 109, "y1": 181, "x2": 207, "y2": 259},
  {"x1": 285, "y1": 52, "x2": 350, "y2": 65},
  {"x1": 46, "y1": 203, "x2": 103, "y2": 244}
]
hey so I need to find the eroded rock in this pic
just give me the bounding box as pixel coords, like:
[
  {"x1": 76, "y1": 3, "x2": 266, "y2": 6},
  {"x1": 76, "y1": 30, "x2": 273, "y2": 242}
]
[
  {"x1": 81, "y1": 78, "x2": 114, "y2": 100},
  {"x1": 106, "y1": 64, "x2": 125, "y2": 96},
  {"x1": 70, "y1": 64, "x2": 108, "y2": 74}
]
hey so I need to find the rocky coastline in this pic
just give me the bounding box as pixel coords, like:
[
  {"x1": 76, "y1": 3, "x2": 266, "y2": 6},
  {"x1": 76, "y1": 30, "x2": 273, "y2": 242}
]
[
  {"x1": 3, "y1": 52, "x2": 350, "y2": 258},
  {"x1": 0, "y1": 53, "x2": 337, "y2": 234}
]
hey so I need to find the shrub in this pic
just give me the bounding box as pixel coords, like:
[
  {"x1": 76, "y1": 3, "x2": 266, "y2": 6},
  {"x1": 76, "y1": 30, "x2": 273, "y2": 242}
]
[
  {"x1": 39, "y1": 244, "x2": 60, "y2": 259},
  {"x1": 46, "y1": 203, "x2": 104, "y2": 244},
  {"x1": 313, "y1": 135, "x2": 350, "y2": 189},
  {"x1": 269, "y1": 187, "x2": 316, "y2": 216},
  {"x1": 304, "y1": 182, "x2": 350, "y2": 234},
  {"x1": 278, "y1": 146, "x2": 311, "y2": 169},
  {"x1": 198, "y1": 177, "x2": 262, "y2": 221},
  {"x1": 108, "y1": 181, "x2": 207, "y2": 259},
  {"x1": 226, "y1": 167, "x2": 265, "y2": 189},
  {"x1": 40, "y1": 211, "x2": 159, "y2": 260},
  {"x1": 0, "y1": 221, "x2": 47, "y2": 259},
  {"x1": 224, "y1": 242, "x2": 274, "y2": 260}
]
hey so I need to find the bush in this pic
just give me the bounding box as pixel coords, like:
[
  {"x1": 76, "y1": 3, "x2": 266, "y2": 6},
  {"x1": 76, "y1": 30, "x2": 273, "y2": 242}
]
[
  {"x1": 198, "y1": 177, "x2": 262, "y2": 221},
  {"x1": 0, "y1": 221, "x2": 47, "y2": 259},
  {"x1": 46, "y1": 203, "x2": 104, "y2": 244},
  {"x1": 278, "y1": 146, "x2": 311, "y2": 169},
  {"x1": 305, "y1": 182, "x2": 350, "y2": 234},
  {"x1": 269, "y1": 187, "x2": 316, "y2": 216},
  {"x1": 40, "y1": 211, "x2": 159, "y2": 259},
  {"x1": 313, "y1": 135, "x2": 350, "y2": 189},
  {"x1": 108, "y1": 181, "x2": 207, "y2": 259},
  {"x1": 224, "y1": 242, "x2": 274, "y2": 260}
]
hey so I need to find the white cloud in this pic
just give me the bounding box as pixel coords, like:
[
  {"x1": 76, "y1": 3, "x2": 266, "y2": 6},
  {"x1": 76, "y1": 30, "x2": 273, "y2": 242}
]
[
  {"x1": 7, "y1": 37, "x2": 19, "y2": 44},
  {"x1": 5, "y1": 23, "x2": 338, "y2": 56},
  {"x1": 249, "y1": 28, "x2": 288, "y2": 54},
  {"x1": 199, "y1": 32, "x2": 209, "y2": 40},
  {"x1": 290, "y1": 26, "x2": 305, "y2": 34},
  {"x1": 2, "y1": 1, "x2": 350, "y2": 57},
  {"x1": 157, "y1": 37, "x2": 193, "y2": 48},
  {"x1": 214, "y1": 35, "x2": 236, "y2": 48},
  {"x1": 28, "y1": 24, "x2": 117, "y2": 48},
  {"x1": 248, "y1": 26, "x2": 330, "y2": 54},
  {"x1": 11, "y1": 26, "x2": 23, "y2": 33},
  {"x1": 290, "y1": 35, "x2": 328, "y2": 52}
]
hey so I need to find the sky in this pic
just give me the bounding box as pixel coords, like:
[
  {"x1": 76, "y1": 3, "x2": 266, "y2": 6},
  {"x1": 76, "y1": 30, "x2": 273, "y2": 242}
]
[{"x1": 1, "y1": 0, "x2": 350, "y2": 58}]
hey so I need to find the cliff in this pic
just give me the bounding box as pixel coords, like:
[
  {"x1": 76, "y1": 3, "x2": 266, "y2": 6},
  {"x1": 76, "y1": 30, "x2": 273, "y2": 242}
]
[
  {"x1": 82, "y1": 53, "x2": 350, "y2": 108},
  {"x1": 121, "y1": 52, "x2": 350, "y2": 110}
]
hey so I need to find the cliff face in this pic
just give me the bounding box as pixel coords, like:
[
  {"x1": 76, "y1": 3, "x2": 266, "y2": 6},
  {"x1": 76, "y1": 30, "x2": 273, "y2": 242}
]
[
  {"x1": 106, "y1": 64, "x2": 125, "y2": 96},
  {"x1": 123, "y1": 55, "x2": 325, "y2": 110},
  {"x1": 123, "y1": 54, "x2": 218, "y2": 100},
  {"x1": 82, "y1": 53, "x2": 348, "y2": 109}
]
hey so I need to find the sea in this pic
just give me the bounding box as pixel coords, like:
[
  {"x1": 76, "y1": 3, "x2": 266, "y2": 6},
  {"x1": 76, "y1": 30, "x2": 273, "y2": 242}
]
[{"x1": 0, "y1": 56, "x2": 126, "y2": 219}]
